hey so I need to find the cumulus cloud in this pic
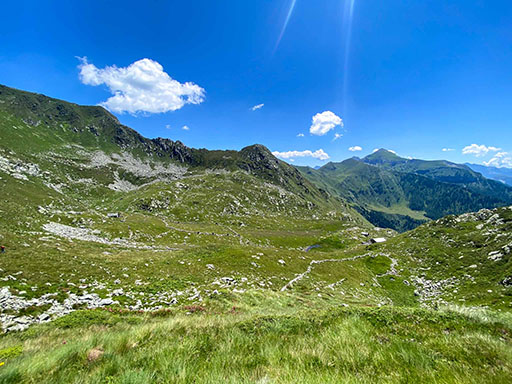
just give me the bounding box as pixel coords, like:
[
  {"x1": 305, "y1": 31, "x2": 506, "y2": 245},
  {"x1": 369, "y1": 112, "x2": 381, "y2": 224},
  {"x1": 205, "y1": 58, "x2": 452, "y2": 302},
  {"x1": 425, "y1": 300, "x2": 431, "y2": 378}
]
[
  {"x1": 297, "y1": 133, "x2": 305, "y2": 137},
  {"x1": 442, "y1": 148, "x2": 454, "y2": 152},
  {"x1": 349, "y1": 146, "x2": 362, "y2": 152},
  {"x1": 333, "y1": 133, "x2": 343, "y2": 141},
  {"x1": 272, "y1": 149, "x2": 330, "y2": 161},
  {"x1": 77, "y1": 57, "x2": 205, "y2": 114},
  {"x1": 484, "y1": 152, "x2": 512, "y2": 168},
  {"x1": 251, "y1": 103, "x2": 264, "y2": 111},
  {"x1": 310, "y1": 111, "x2": 343, "y2": 136},
  {"x1": 462, "y1": 144, "x2": 501, "y2": 157},
  {"x1": 182, "y1": 125, "x2": 190, "y2": 131}
]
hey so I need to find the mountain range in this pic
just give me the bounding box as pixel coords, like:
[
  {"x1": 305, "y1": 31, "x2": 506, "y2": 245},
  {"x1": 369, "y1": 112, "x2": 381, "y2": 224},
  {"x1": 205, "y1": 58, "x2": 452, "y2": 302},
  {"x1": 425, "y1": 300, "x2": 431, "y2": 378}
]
[
  {"x1": 1, "y1": 82, "x2": 511, "y2": 236},
  {"x1": 298, "y1": 150, "x2": 512, "y2": 231},
  {"x1": 466, "y1": 163, "x2": 512, "y2": 186}
]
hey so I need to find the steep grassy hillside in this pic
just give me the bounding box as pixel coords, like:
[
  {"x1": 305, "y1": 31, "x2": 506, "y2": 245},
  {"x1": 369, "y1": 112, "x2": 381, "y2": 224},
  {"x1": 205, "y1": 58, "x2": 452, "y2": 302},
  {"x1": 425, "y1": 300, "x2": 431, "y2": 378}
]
[
  {"x1": 0, "y1": 85, "x2": 340, "y2": 205},
  {"x1": 380, "y1": 205, "x2": 512, "y2": 309}
]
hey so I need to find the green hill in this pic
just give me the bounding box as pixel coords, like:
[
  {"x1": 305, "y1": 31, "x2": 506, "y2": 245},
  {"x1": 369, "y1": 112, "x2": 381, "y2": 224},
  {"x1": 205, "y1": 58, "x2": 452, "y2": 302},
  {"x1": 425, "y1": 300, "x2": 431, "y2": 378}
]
[
  {"x1": 365, "y1": 149, "x2": 512, "y2": 200},
  {"x1": 0, "y1": 84, "x2": 362, "y2": 225},
  {"x1": 298, "y1": 150, "x2": 512, "y2": 232}
]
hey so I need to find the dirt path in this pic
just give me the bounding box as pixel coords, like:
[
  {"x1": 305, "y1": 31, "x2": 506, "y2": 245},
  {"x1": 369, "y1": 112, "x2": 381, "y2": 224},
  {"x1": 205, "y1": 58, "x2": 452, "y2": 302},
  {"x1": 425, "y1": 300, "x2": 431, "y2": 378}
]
[{"x1": 280, "y1": 253, "x2": 373, "y2": 291}]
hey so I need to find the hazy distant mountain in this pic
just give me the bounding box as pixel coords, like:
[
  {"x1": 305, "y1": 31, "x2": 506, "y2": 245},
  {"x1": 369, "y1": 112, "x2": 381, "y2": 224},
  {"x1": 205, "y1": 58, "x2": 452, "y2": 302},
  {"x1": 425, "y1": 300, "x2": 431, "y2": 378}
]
[{"x1": 466, "y1": 163, "x2": 512, "y2": 186}]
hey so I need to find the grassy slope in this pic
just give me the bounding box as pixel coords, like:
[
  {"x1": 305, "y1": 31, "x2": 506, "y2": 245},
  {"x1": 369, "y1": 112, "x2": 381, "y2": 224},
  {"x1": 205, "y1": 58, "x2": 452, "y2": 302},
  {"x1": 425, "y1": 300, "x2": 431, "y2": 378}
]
[
  {"x1": 380, "y1": 206, "x2": 512, "y2": 309},
  {"x1": 1, "y1": 302, "x2": 512, "y2": 383},
  {"x1": 1, "y1": 194, "x2": 512, "y2": 382}
]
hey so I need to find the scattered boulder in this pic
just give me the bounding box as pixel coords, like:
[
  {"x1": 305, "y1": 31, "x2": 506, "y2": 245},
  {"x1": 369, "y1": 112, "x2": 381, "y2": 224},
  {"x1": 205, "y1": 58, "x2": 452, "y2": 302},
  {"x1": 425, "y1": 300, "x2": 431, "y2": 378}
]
[
  {"x1": 501, "y1": 276, "x2": 512, "y2": 287},
  {"x1": 488, "y1": 251, "x2": 503, "y2": 262},
  {"x1": 87, "y1": 348, "x2": 104, "y2": 362}
]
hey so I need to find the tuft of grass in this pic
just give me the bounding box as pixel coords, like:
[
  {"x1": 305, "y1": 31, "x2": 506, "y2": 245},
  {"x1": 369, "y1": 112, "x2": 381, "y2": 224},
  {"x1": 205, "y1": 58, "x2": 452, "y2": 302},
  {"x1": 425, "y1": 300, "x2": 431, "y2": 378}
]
[{"x1": 0, "y1": 346, "x2": 22, "y2": 360}]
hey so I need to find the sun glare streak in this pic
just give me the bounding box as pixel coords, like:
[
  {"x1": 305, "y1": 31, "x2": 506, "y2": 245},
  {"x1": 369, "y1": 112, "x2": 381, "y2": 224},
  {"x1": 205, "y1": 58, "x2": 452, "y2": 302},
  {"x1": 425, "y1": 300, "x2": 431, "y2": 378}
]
[
  {"x1": 342, "y1": 0, "x2": 356, "y2": 115},
  {"x1": 274, "y1": 0, "x2": 297, "y2": 53}
]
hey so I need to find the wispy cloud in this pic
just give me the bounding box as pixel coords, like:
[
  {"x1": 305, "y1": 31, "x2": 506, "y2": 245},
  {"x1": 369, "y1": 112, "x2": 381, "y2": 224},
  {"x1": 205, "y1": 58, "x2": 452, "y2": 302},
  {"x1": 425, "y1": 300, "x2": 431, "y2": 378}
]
[
  {"x1": 442, "y1": 148, "x2": 454, "y2": 152},
  {"x1": 484, "y1": 152, "x2": 512, "y2": 168},
  {"x1": 77, "y1": 57, "x2": 205, "y2": 114},
  {"x1": 462, "y1": 144, "x2": 501, "y2": 157},
  {"x1": 310, "y1": 111, "x2": 343, "y2": 136},
  {"x1": 272, "y1": 149, "x2": 330, "y2": 161},
  {"x1": 182, "y1": 125, "x2": 190, "y2": 131},
  {"x1": 251, "y1": 103, "x2": 264, "y2": 111},
  {"x1": 165, "y1": 124, "x2": 171, "y2": 129},
  {"x1": 275, "y1": 0, "x2": 297, "y2": 52},
  {"x1": 297, "y1": 133, "x2": 305, "y2": 137},
  {"x1": 348, "y1": 146, "x2": 362, "y2": 152},
  {"x1": 333, "y1": 133, "x2": 343, "y2": 141}
]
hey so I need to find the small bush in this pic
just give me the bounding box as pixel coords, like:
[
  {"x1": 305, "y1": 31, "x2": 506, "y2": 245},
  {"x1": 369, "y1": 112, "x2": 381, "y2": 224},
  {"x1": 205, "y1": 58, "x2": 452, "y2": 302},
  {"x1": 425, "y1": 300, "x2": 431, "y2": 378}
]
[
  {"x1": 0, "y1": 345, "x2": 22, "y2": 359},
  {"x1": 53, "y1": 309, "x2": 141, "y2": 329}
]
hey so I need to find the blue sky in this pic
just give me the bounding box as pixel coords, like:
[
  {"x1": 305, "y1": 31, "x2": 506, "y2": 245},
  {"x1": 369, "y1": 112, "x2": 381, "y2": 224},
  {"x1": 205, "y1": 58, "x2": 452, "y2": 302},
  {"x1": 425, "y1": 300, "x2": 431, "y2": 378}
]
[{"x1": 1, "y1": 0, "x2": 512, "y2": 167}]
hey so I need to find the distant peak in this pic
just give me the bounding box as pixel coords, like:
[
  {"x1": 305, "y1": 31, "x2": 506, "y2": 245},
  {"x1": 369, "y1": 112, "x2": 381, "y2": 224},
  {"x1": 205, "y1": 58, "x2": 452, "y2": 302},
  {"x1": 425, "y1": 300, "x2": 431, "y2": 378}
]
[
  {"x1": 241, "y1": 144, "x2": 271, "y2": 153},
  {"x1": 364, "y1": 149, "x2": 404, "y2": 162},
  {"x1": 373, "y1": 148, "x2": 398, "y2": 155},
  {"x1": 240, "y1": 144, "x2": 274, "y2": 158}
]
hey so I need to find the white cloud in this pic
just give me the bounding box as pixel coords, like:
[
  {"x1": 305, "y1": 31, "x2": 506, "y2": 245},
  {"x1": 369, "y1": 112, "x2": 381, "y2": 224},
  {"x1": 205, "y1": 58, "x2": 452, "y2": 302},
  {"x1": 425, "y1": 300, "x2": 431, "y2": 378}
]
[
  {"x1": 272, "y1": 149, "x2": 330, "y2": 161},
  {"x1": 182, "y1": 125, "x2": 190, "y2": 131},
  {"x1": 165, "y1": 124, "x2": 171, "y2": 129},
  {"x1": 442, "y1": 148, "x2": 454, "y2": 152},
  {"x1": 251, "y1": 103, "x2": 264, "y2": 111},
  {"x1": 77, "y1": 57, "x2": 205, "y2": 114},
  {"x1": 484, "y1": 152, "x2": 512, "y2": 168},
  {"x1": 462, "y1": 144, "x2": 501, "y2": 157},
  {"x1": 333, "y1": 133, "x2": 343, "y2": 141},
  {"x1": 348, "y1": 146, "x2": 362, "y2": 152},
  {"x1": 297, "y1": 133, "x2": 305, "y2": 137},
  {"x1": 310, "y1": 111, "x2": 343, "y2": 136}
]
